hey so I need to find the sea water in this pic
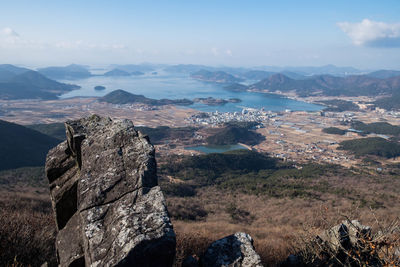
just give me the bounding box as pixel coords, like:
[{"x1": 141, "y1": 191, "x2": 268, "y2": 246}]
[{"x1": 59, "y1": 72, "x2": 323, "y2": 113}]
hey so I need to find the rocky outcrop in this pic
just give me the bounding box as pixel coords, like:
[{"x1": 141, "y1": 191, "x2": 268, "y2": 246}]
[
  {"x1": 283, "y1": 220, "x2": 381, "y2": 266},
  {"x1": 318, "y1": 219, "x2": 372, "y2": 252},
  {"x1": 200, "y1": 232, "x2": 263, "y2": 267},
  {"x1": 45, "y1": 115, "x2": 176, "y2": 267}
]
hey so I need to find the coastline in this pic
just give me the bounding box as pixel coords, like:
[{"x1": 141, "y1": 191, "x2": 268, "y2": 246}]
[{"x1": 248, "y1": 88, "x2": 379, "y2": 106}]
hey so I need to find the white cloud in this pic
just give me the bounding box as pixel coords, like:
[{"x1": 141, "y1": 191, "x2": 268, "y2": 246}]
[
  {"x1": 225, "y1": 49, "x2": 232, "y2": 56},
  {"x1": 337, "y1": 19, "x2": 400, "y2": 47},
  {"x1": 1, "y1": 27, "x2": 21, "y2": 44},
  {"x1": 1, "y1": 27, "x2": 48, "y2": 48},
  {"x1": 54, "y1": 40, "x2": 126, "y2": 51},
  {"x1": 211, "y1": 47, "x2": 233, "y2": 56},
  {"x1": 2, "y1": 27, "x2": 19, "y2": 37}
]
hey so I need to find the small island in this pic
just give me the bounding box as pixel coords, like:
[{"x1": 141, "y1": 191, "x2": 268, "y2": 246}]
[
  {"x1": 228, "y1": 98, "x2": 241, "y2": 103},
  {"x1": 99, "y1": 89, "x2": 193, "y2": 106},
  {"x1": 103, "y1": 68, "x2": 131, "y2": 76},
  {"x1": 191, "y1": 69, "x2": 243, "y2": 84},
  {"x1": 94, "y1": 85, "x2": 106, "y2": 91},
  {"x1": 131, "y1": 71, "x2": 145, "y2": 76},
  {"x1": 193, "y1": 97, "x2": 242, "y2": 106}
]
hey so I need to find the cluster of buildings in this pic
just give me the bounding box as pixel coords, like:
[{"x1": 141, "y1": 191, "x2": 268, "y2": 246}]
[
  {"x1": 186, "y1": 108, "x2": 280, "y2": 126},
  {"x1": 271, "y1": 140, "x2": 352, "y2": 164}
]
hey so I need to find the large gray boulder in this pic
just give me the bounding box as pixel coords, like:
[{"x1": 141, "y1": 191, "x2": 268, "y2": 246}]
[
  {"x1": 46, "y1": 115, "x2": 176, "y2": 267},
  {"x1": 318, "y1": 219, "x2": 371, "y2": 252},
  {"x1": 200, "y1": 232, "x2": 263, "y2": 267}
]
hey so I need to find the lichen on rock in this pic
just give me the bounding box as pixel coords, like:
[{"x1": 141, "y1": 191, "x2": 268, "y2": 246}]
[
  {"x1": 200, "y1": 232, "x2": 263, "y2": 267},
  {"x1": 45, "y1": 115, "x2": 176, "y2": 267}
]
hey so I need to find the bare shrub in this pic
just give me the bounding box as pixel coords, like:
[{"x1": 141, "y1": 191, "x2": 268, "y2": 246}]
[
  {"x1": 225, "y1": 202, "x2": 255, "y2": 224},
  {"x1": 0, "y1": 194, "x2": 56, "y2": 266},
  {"x1": 161, "y1": 182, "x2": 197, "y2": 197},
  {"x1": 290, "y1": 215, "x2": 400, "y2": 266},
  {"x1": 174, "y1": 231, "x2": 215, "y2": 266},
  {"x1": 167, "y1": 198, "x2": 208, "y2": 221}
]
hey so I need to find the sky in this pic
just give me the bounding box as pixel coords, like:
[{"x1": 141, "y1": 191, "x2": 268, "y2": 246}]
[{"x1": 1, "y1": 0, "x2": 400, "y2": 69}]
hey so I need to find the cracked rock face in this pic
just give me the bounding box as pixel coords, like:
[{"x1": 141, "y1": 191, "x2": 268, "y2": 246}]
[
  {"x1": 200, "y1": 232, "x2": 263, "y2": 267},
  {"x1": 46, "y1": 115, "x2": 176, "y2": 267}
]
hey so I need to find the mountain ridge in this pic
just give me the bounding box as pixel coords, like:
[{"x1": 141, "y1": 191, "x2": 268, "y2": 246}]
[
  {"x1": 38, "y1": 64, "x2": 92, "y2": 79},
  {"x1": 250, "y1": 73, "x2": 400, "y2": 97},
  {"x1": 191, "y1": 69, "x2": 243, "y2": 84},
  {"x1": 0, "y1": 66, "x2": 79, "y2": 99}
]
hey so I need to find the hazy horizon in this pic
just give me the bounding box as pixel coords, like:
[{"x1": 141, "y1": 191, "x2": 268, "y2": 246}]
[
  {"x1": 9, "y1": 62, "x2": 395, "y2": 73},
  {"x1": 1, "y1": 0, "x2": 400, "y2": 69}
]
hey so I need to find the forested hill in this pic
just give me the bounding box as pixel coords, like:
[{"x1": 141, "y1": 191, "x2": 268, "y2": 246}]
[{"x1": 99, "y1": 89, "x2": 194, "y2": 106}]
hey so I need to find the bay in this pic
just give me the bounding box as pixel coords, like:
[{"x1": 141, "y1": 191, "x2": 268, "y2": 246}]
[{"x1": 60, "y1": 72, "x2": 323, "y2": 112}]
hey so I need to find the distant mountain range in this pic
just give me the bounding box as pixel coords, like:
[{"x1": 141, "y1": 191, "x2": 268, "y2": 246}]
[
  {"x1": 163, "y1": 64, "x2": 250, "y2": 76},
  {"x1": 191, "y1": 70, "x2": 243, "y2": 84},
  {"x1": 131, "y1": 71, "x2": 145, "y2": 76},
  {"x1": 186, "y1": 65, "x2": 400, "y2": 95},
  {"x1": 164, "y1": 64, "x2": 371, "y2": 77},
  {"x1": 103, "y1": 68, "x2": 131, "y2": 76},
  {"x1": 1, "y1": 63, "x2": 400, "y2": 101},
  {"x1": 38, "y1": 64, "x2": 92, "y2": 79},
  {"x1": 253, "y1": 64, "x2": 363, "y2": 76},
  {"x1": 103, "y1": 68, "x2": 145, "y2": 76},
  {"x1": 0, "y1": 119, "x2": 60, "y2": 170},
  {"x1": 239, "y1": 70, "x2": 276, "y2": 81},
  {"x1": 0, "y1": 64, "x2": 31, "y2": 77},
  {"x1": 0, "y1": 64, "x2": 79, "y2": 100},
  {"x1": 100, "y1": 89, "x2": 194, "y2": 106},
  {"x1": 109, "y1": 64, "x2": 156, "y2": 73},
  {"x1": 237, "y1": 70, "x2": 305, "y2": 81},
  {"x1": 249, "y1": 73, "x2": 400, "y2": 97},
  {"x1": 163, "y1": 64, "x2": 212, "y2": 73},
  {"x1": 366, "y1": 70, "x2": 400, "y2": 79}
]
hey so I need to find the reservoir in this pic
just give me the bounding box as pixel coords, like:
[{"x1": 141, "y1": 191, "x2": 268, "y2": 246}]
[{"x1": 184, "y1": 144, "x2": 247, "y2": 154}]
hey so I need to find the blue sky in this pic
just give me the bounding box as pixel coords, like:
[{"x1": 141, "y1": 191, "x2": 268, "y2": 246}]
[{"x1": 1, "y1": 0, "x2": 400, "y2": 69}]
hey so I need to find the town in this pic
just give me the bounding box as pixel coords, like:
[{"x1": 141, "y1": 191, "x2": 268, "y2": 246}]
[{"x1": 184, "y1": 106, "x2": 400, "y2": 167}]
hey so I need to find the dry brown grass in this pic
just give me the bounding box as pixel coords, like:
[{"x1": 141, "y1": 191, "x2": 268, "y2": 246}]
[
  {"x1": 166, "y1": 169, "x2": 400, "y2": 266},
  {"x1": 0, "y1": 190, "x2": 56, "y2": 267},
  {"x1": 1, "y1": 163, "x2": 399, "y2": 266},
  {"x1": 174, "y1": 230, "x2": 215, "y2": 266}
]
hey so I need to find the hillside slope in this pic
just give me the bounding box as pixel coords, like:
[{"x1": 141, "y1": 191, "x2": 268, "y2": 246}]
[
  {"x1": 0, "y1": 120, "x2": 60, "y2": 170},
  {"x1": 0, "y1": 66, "x2": 79, "y2": 99}
]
